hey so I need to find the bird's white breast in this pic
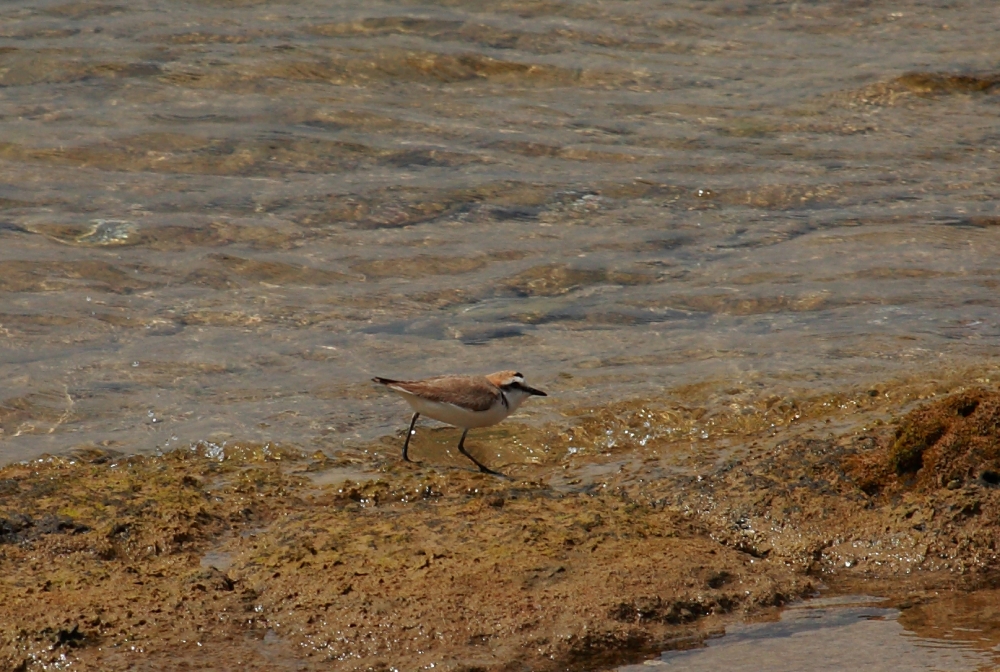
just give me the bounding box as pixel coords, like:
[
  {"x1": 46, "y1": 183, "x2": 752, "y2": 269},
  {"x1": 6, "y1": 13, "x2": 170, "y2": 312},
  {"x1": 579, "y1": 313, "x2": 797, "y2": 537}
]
[{"x1": 394, "y1": 390, "x2": 510, "y2": 429}]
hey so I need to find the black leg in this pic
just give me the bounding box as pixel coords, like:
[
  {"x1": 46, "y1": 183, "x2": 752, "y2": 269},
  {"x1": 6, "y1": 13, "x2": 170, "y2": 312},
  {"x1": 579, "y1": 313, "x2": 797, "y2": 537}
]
[
  {"x1": 402, "y1": 413, "x2": 420, "y2": 462},
  {"x1": 456, "y1": 429, "x2": 505, "y2": 477}
]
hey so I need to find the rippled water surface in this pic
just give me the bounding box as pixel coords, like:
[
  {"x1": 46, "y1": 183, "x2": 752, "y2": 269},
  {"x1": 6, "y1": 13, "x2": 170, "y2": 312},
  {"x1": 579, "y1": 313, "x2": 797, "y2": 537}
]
[{"x1": 1, "y1": 0, "x2": 999, "y2": 463}]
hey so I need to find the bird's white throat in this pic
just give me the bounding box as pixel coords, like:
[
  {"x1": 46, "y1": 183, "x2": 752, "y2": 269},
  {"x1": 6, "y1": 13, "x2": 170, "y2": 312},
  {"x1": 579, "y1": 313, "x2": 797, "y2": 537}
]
[{"x1": 502, "y1": 387, "x2": 534, "y2": 413}]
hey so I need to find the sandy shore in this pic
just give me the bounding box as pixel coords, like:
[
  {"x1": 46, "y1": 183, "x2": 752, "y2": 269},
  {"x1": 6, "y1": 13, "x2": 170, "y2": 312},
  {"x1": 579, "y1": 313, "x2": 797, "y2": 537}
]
[{"x1": 4, "y1": 384, "x2": 1000, "y2": 670}]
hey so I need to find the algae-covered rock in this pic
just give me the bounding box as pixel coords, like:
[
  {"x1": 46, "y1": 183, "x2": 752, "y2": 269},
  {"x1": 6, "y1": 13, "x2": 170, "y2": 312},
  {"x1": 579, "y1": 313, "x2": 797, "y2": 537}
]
[
  {"x1": 7, "y1": 388, "x2": 1000, "y2": 670},
  {"x1": 0, "y1": 443, "x2": 808, "y2": 672},
  {"x1": 888, "y1": 388, "x2": 1000, "y2": 488}
]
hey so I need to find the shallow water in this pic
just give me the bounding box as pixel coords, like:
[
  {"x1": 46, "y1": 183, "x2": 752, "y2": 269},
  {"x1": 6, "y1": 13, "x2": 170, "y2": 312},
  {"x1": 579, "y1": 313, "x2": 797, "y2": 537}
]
[
  {"x1": 618, "y1": 595, "x2": 1000, "y2": 672},
  {"x1": 1, "y1": 0, "x2": 999, "y2": 464}
]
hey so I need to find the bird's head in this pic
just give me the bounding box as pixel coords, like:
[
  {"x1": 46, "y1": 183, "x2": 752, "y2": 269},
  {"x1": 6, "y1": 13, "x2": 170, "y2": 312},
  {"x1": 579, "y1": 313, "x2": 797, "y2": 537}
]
[{"x1": 487, "y1": 371, "x2": 547, "y2": 411}]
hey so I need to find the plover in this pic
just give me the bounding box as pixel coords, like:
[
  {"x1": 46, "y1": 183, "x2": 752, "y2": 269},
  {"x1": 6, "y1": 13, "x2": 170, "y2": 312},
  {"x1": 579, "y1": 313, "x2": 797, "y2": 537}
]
[{"x1": 372, "y1": 371, "x2": 547, "y2": 475}]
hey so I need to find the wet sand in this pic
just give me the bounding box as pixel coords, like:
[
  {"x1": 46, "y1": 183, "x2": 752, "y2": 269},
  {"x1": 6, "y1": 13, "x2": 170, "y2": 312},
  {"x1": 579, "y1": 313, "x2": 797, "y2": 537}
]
[{"x1": 6, "y1": 382, "x2": 1000, "y2": 670}]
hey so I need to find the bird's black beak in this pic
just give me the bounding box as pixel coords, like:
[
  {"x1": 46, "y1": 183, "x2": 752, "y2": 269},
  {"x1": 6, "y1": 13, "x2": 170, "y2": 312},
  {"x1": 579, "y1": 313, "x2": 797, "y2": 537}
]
[{"x1": 521, "y1": 384, "x2": 547, "y2": 397}]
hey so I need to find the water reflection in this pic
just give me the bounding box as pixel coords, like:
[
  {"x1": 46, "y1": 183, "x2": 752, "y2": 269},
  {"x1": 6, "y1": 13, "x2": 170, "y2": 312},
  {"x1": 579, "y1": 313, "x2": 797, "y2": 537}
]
[{"x1": 619, "y1": 596, "x2": 999, "y2": 672}]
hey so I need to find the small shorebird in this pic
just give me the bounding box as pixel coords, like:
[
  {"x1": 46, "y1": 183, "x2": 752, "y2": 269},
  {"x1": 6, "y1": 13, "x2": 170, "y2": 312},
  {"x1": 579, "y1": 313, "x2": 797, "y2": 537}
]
[{"x1": 372, "y1": 371, "x2": 547, "y2": 475}]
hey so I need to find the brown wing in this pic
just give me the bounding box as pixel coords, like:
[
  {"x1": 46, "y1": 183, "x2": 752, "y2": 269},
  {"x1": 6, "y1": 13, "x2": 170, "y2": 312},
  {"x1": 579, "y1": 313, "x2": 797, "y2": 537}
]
[{"x1": 375, "y1": 375, "x2": 500, "y2": 412}]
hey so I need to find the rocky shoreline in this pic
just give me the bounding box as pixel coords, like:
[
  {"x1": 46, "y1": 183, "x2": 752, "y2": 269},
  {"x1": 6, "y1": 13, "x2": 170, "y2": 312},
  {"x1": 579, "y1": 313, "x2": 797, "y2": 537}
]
[{"x1": 4, "y1": 385, "x2": 1000, "y2": 670}]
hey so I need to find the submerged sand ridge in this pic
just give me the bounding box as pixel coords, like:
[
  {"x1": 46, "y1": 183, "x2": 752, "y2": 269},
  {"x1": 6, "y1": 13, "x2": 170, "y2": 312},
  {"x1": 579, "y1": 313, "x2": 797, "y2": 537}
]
[{"x1": 5, "y1": 386, "x2": 1000, "y2": 670}]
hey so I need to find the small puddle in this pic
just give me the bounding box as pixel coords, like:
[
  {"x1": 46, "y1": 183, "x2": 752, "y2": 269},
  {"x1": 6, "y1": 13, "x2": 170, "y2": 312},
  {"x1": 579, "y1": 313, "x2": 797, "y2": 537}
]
[{"x1": 619, "y1": 595, "x2": 1000, "y2": 672}]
